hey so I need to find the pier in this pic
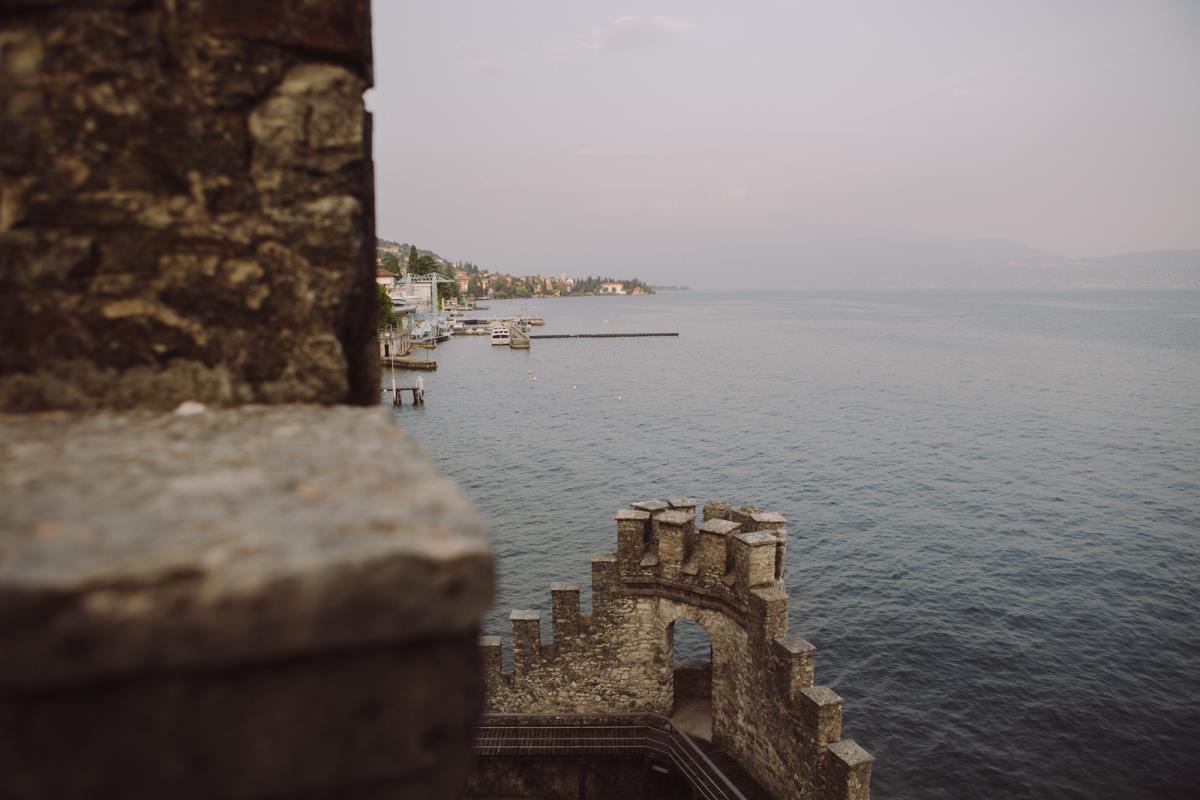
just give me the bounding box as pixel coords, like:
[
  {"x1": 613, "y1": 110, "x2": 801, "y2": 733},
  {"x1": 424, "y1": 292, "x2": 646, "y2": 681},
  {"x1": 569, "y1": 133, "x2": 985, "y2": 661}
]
[
  {"x1": 388, "y1": 385, "x2": 425, "y2": 405},
  {"x1": 382, "y1": 356, "x2": 437, "y2": 370},
  {"x1": 529, "y1": 332, "x2": 679, "y2": 339}
]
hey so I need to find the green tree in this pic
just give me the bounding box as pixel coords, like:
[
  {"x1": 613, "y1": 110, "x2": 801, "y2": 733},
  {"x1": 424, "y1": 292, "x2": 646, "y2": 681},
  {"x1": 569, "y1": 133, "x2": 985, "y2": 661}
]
[
  {"x1": 377, "y1": 285, "x2": 398, "y2": 328},
  {"x1": 406, "y1": 245, "x2": 418, "y2": 274},
  {"x1": 436, "y1": 263, "x2": 459, "y2": 300},
  {"x1": 380, "y1": 252, "x2": 402, "y2": 273},
  {"x1": 410, "y1": 254, "x2": 439, "y2": 276}
]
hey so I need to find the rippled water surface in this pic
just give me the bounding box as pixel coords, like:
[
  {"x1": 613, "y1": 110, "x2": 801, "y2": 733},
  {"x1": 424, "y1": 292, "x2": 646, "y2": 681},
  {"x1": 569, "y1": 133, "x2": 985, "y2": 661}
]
[{"x1": 387, "y1": 290, "x2": 1200, "y2": 799}]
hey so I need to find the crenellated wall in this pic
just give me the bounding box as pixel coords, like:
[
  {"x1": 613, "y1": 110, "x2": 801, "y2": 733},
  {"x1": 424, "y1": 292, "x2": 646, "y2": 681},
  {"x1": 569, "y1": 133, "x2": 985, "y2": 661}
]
[{"x1": 482, "y1": 498, "x2": 873, "y2": 800}]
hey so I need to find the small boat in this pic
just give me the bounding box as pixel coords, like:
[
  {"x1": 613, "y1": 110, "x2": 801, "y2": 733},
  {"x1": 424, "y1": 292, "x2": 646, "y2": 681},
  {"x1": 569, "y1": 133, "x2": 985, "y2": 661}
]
[
  {"x1": 490, "y1": 324, "x2": 511, "y2": 346},
  {"x1": 411, "y1": 319, "x2": 436, "y2": 348},
  {"x1": 508, "y1": 322, "x2": 530, "y2": 350}
]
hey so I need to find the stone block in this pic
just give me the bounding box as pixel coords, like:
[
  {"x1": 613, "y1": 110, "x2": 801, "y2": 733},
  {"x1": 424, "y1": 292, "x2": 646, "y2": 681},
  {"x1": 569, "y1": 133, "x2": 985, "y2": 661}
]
[
  {"x1": 702, "y1": 499, "x2": 731, "y2": 521},
  {"x1": 798, "y1": 686, "x2": 844, "y2": 745},
  {"x1": 696, "y1": 518, "x2": 740, "y2": 582},
  {"x1": 733, "y1": 530, "x2": 780, "y2": 591},
  {"x1": 773, "y1": 634, "x2": 816, "y2": 696},
  {"x1": 0, "y1": 637, "x2": 482, "y2": 800},
  {"x1": 824, "y1": 740, "x2": 875, "y2": 800},
  {"x1": 204, "y1": 0, "x2": 372, "y2": 64},
  {"x1": 749, "y1": 586, "x2": 789, "y2": 643},
  {"x1": 0, "y1": 405, "x2": 493, "y2": 799},
  {"x1": 0, "y1": 2, "x2": 378, "y2": 410},
  {"x1": 510, "y1": 610, "x2": 541, "y2": 671},
  {"x1": 750, "y1": 511, "x2": 787, "y2": 528},
  {"x1": 0, "y1": 406, "x2": 491, "y2": 689},
  {"x1": 615, "y1": 508, "x2": 650, "y2": 570},
  {"x1": 653, "y1": 509, "x2": 692, "y2": 574},
  {"x1": 551, "y1": 582, "x2": 581, "y2": 642}
]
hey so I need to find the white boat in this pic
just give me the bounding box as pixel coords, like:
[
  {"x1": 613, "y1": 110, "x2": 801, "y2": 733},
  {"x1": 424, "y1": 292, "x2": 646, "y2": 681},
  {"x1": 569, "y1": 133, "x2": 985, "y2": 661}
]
[
  {"x1": 490, "y1": 324, "x2": 510, "y2": 346},
  {"x1": 411, "y1": 319, "x2": 434, "y2": 344}
]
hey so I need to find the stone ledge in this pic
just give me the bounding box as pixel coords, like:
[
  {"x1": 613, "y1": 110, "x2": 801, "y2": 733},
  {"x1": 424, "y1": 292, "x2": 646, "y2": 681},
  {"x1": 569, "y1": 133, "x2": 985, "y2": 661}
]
[
  {"x1": 698, "y1": 519, "x2": 740, "y2": 535},
  {"x1": 734, "y1": 530, "x2": 779, "y2": 547},
  {"x1": 655, "y1": 509, "x2": 692, "y2": 527},
  {"x1": 0, "y1": 404, "x2": 492, "y2": 690},
  {"x1": 774, "y1": 634, "x2": 816, "y2": 655},
  {"x1": 826, "y1": 738, "x2": 874, "y2": 767}
]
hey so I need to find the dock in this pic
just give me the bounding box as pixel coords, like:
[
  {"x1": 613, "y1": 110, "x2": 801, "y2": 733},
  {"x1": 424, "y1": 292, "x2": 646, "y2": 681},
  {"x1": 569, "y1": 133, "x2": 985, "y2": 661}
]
[
  {"x1": 529, "y1": 332, "x2": 679, "y2": 339},
  {"x1": 387, "y1": 385, "x2": 425, "y2": 405},
  {"x1": 382, "y1": 357, "x2": 437, "y2": 370}
]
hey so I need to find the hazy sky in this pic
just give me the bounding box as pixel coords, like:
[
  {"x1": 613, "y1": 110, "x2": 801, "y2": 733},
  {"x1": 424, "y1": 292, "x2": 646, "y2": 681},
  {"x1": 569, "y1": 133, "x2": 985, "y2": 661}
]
[{"x1": 370, "y1": 1, "x2": 1200, "y2": 285}]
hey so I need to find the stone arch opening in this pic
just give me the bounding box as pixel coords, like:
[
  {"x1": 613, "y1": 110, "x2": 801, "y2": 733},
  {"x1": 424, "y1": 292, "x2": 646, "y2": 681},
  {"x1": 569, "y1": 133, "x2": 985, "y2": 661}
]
[{"x1": 666, "y1": 617, "x2": 713, "y2": 741}]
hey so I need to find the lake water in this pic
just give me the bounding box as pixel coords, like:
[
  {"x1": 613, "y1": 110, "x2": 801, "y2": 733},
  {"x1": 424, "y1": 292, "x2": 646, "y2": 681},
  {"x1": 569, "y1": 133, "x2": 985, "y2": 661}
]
[{"x1": 386, "y1": 290, "x2": 1200, "y2": 799}]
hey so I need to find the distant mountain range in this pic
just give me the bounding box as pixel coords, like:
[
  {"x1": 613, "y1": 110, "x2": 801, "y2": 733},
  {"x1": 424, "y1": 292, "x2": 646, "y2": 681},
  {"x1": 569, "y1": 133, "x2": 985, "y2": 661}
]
[
  {"x1": 382, "y1": 234, "x2": 1200, "y2": 290},
  {"x1": 754, "y1": 236, "x2": 1200, "y2": 289},
  {"x1": 908, "y1": 241, "x2": 1200, "y2": 289}
]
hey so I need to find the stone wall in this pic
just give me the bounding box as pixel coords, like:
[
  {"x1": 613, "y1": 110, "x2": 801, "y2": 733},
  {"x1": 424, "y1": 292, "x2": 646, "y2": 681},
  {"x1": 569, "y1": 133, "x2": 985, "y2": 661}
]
[
  {"x1": 672, "y1": 659, "x2": 713, "y2": 705},
  {"x1": 1, "y1": 405, "x2": 494, "y2": 799},
  {"x1": 482, "y1": 499, "x2": 874, "y2": 800},
  {"x1": 0, "y1": 0, "x2": 378, "y2": 411},
  {"x1": 466, "y1": 757, "x2": 685, "y2": 800},
  {"x1": 1, "y1": 3, "x2": 499, "y2": 798}
]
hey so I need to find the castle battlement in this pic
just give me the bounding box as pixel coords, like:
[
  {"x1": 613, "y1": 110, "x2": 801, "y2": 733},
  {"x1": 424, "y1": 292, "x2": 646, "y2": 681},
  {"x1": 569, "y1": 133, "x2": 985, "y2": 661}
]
[{"x1": 481, "y1": 498, "x2": 872, "y2": 800}]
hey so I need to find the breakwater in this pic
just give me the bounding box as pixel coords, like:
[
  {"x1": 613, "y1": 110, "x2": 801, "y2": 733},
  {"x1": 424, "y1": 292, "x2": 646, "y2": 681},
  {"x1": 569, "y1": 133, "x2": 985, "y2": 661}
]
[{"x1": 530, "y1": 332, "x2": 679, "y2": 339}]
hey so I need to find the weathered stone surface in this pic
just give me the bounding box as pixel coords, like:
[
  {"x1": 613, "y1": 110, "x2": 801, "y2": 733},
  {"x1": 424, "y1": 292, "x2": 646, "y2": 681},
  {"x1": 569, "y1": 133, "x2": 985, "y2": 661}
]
[
  {"x1": 0, "y1": 1, "x2": 378, "y2": 410},
  {"x1": 0, "y1": 404, "x2": 493, "y2": 799},
  {"x1": 699, "y1": 518, "x2": 741, "y2": 535},
  {"x1": 467, "y1": 755, "x2": 683, "y2": 800},
  {"x1": 481, "y1": 498, "x2": 873, "y2": 800},
  {"x1": 656, "y1": 509, "x2": 693, "y2": 527},
  {"x1": 0, "y1": 405, "x2": 492, "y2": 689},
  {"x1": 752, "y1": 511, "x2": 788, "y2": 526},
  {"x1": 204, "y1": 0, "x2": 371, "y2": 62},
  {"x1": 703, "y1": 499, "x2": 732, "y2": 521},
  {"x1": 0, "y1": 637, "x2": 483, "y2": 800},
  {"x1": 734, "y1": 530, "x2": 780, "y2": 548}
]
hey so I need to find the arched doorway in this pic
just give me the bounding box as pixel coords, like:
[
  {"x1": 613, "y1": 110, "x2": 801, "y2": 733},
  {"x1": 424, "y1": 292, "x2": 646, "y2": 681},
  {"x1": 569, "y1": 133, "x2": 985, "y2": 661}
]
[{"x1": 666, "y1": 618, "x2": 712, "y2": 741}]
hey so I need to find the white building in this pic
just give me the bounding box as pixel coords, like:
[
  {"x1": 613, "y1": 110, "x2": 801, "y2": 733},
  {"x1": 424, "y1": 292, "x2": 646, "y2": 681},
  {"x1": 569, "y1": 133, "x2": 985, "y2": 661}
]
[{"x1": 599, "y1": 282, "x2": 626, "y2": 295}]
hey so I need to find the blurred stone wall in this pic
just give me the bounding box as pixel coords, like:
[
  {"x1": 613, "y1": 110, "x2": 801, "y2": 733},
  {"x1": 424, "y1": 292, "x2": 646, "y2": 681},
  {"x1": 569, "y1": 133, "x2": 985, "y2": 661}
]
[
  {"x1": 0, "y1": 0, "x2": 379, "y2": 410},
  {"x1": 0, "y1": 4, "x2": 497, "y2": 799}
]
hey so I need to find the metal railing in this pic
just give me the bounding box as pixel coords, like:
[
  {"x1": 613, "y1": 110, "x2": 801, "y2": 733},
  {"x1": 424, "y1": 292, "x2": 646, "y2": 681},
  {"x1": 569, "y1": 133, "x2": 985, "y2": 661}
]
[{"x1": 474, "y1": 713, "x2": 752, "y2": 800}]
